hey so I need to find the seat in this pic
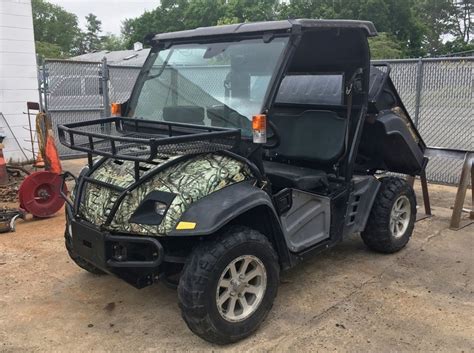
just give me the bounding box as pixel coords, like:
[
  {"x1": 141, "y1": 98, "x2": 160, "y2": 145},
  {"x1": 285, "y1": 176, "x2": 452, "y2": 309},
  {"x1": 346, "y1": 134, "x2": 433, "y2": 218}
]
[
  {"x1": 264, "y1": 161, "x2": 328, "y2": 190},
  {"x1": 270, "y1": 110, "x2": 347, "y2": 163},
  {"x1": 263, "y1": 109, "x2": 346, "y2": 191},
  {"x1": 207, "y1": 106, "x2": 249, "y2": 129}
]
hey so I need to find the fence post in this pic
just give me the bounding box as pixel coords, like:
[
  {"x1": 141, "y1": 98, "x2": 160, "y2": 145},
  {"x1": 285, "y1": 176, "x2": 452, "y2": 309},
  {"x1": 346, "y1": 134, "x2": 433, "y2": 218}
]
[
  {"x1": 101, "y1": 57, "x2": 110, "y2": 118},
  {"x1": 42, "y1": 61, "x2": 49, "y2": 113},
  {"x1": 413, "y1": 58, "x2": 424, "y2": 127},
  {"x1": 36, "y1": 55, "x2": 44, "y2": 112}
]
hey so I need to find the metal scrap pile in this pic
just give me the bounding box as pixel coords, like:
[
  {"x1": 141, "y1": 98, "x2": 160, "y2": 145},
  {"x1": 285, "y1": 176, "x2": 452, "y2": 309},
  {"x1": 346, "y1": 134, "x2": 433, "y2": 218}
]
[{"x1": 0, "y1": 167, "x2": 30, "y2": 204}]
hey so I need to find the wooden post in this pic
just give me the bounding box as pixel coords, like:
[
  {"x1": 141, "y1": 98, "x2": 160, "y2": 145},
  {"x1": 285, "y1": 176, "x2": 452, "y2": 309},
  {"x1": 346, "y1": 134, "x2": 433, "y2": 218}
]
[
  {"x1": 420, "y1": 169, "x2": 432, "y2": 216},
  {"x1": 406, "y1": 171, "x2": 431, "y2": 221},
  {"x1": 471, "y1": 161, "x2": 474, "y2": 220},
  {"x1": 450, "y1": 152, "x2": 474, "y2": 230}
]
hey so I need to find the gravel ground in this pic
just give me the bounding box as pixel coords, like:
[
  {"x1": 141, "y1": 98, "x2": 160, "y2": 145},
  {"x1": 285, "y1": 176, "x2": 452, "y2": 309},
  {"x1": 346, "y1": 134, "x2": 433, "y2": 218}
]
[{"x1": 0, "y1": 161, "x2": 472, "y2": 352}]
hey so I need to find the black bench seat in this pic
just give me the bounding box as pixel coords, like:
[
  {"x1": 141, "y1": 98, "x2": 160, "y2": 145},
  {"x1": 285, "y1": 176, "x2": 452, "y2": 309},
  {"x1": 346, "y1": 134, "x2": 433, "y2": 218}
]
[{"x1": 263, "y1": 161, "x2": 328, "y2": 191}]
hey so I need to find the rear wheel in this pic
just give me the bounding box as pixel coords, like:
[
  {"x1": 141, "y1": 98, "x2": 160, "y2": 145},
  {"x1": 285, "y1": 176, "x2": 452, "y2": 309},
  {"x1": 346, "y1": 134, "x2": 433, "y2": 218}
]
[
  {"x1": 178, "y1": 226, "x2": 279, "y2": 344},
  {"x1": 361, "y1": 177, "x2": 416, "y2": 253}
]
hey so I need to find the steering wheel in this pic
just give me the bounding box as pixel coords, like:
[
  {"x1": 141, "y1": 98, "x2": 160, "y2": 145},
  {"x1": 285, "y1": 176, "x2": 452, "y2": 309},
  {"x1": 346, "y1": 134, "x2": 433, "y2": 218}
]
[{"x1": 262, "y1": 119, "x2": 281, "y2": 149}]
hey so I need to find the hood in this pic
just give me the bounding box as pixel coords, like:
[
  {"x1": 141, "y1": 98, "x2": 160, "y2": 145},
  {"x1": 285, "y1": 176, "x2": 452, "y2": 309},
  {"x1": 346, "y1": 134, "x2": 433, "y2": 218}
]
[{"x1": 79, "y1": 153, "x2": 253, "y2": 236}]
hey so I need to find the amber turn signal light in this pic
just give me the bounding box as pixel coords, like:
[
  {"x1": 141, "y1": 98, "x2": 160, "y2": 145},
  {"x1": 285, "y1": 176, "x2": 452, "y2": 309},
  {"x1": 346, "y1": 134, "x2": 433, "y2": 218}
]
[
  {"x1": 252, "y1": 114, "x2": 267, "y2": 144},
  {"x1": 111, "y1": 103, "x2": 121, "y2": 117}
]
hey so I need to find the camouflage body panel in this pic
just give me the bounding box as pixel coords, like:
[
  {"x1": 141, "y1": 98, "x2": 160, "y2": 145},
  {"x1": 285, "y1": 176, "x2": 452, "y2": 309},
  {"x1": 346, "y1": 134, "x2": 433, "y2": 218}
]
[{"x1": 79, "y1": 153, "x2": 253, "y2": 236}]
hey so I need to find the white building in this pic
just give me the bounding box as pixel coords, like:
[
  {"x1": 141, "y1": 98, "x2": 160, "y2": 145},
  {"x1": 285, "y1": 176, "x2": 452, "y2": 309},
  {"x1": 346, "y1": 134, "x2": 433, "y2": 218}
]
[{"x1": 0, "y1": 0, "x2": 38, "y2": 162}]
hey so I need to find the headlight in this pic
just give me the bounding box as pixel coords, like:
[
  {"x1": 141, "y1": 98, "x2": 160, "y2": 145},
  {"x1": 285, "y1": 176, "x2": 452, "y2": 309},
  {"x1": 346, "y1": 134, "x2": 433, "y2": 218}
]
[
  {"x1": 155, "y1": 201, "x2": 168, "y2": 216},
  {"x1": 128, "y1": 191, "x2": 176, "y2": 225}
]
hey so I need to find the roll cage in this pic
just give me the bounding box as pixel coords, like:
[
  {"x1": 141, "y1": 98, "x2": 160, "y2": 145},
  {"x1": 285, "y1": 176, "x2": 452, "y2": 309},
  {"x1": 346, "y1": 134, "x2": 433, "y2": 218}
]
[{"x1": 122, "y1": 19, "x2": 376, "y2": 185}]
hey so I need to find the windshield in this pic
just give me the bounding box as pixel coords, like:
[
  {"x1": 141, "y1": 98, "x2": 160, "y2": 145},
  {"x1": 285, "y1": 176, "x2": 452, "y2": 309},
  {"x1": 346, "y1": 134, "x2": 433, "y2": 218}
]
[{"x1": 128, "y1": 37, "x2": 289, "y2": 136}]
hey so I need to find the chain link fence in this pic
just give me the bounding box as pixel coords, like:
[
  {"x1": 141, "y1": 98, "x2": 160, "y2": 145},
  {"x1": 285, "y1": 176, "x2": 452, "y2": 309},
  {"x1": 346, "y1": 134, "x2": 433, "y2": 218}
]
[
  {"x1": 108, "y1": 65, "x2": 141, "y2": 103},
  {"x1": 40, "y1": 57, "x2": 473, "y2": 184},
  {"x1": 42, "y1": 59, "x2": 106, "y2": 157},
  {"x1": 374, "y1": 58, "x2": 473, "y2": 184}
]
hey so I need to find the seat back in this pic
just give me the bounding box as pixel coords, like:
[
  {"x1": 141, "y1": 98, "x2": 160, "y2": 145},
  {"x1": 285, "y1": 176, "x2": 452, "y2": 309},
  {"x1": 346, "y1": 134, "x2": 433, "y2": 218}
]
[
  {"x1": 271, "y1": 110, "x2": 347, "y2": 163},
  {"x1": 207, "y1": 106, "x2": 249, "y2": 129},
  {"x1": 163, "y1": 106, "x2": 204, "y2": 125}
]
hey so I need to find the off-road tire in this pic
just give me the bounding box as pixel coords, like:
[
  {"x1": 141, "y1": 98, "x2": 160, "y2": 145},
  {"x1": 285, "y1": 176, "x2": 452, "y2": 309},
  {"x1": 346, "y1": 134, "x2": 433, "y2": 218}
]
[
  {"x1": 361, "y1": 177, "x2": 416, "y2": 253},
  {"x1": 178, "y1": 226, "x2": 279, "y2": 345},
  {"x1": 64, "y1": 231, "x2": 106, "y2": 275}
]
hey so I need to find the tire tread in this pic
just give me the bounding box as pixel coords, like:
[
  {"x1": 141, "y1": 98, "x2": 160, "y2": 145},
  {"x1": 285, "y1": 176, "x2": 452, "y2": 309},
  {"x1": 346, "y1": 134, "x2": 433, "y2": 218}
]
[
  {"x1": 361, "y1": 177, "x2": 416, "y2": 253},
  {"x1": 178, "y1": 226, "x2": 278, "y2": 344}
]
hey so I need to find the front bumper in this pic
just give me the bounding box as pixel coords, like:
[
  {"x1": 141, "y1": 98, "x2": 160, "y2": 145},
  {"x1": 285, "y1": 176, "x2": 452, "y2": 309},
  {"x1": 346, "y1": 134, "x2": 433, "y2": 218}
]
[{"x1": 66, "y1": 205, "x2": 165, "y2": 288}]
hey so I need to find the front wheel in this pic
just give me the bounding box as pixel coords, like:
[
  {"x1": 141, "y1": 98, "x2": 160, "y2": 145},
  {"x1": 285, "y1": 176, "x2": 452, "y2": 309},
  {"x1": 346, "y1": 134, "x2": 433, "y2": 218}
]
[{"x1": 178, "y1": 226, "x2": 279, "y2": 345}]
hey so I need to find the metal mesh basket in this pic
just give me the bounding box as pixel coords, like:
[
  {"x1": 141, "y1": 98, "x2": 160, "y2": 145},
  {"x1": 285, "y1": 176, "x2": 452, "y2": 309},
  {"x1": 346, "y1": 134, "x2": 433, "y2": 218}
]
[{"x1": 57, "y1": 117, "x2": 241, "y2": 162}]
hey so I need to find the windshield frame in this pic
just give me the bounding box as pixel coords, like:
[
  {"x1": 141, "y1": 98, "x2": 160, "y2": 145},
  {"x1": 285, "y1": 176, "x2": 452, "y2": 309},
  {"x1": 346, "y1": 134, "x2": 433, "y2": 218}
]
[{"x1": 125, "y1": 33, "x2": 294, "y2": 132}]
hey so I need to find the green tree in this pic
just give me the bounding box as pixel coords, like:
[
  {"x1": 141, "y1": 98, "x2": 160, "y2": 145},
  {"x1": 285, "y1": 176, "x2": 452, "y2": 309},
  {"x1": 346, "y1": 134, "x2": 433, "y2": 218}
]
[
  {"x1": 83, "y1": 13, "x2": 103, "y2": 53},
  {"x1": 415, "y1": 0, "x2": 456, "y2": 55},
  {"x1": 100, "y1": 34, "x2": 127, "y2": 51},
  {"x1": 278, "y1": 0, "x2": 425, "y2": 56},
  {"x1": 184, "y1": 0, "x2": 226, "y2": 28},
  {"x1": 441, "y1": 38, "x2": 474, "y2": 55},
  {"x1": 122, "y1": 1, "x2": 189, "y2": 48},
  {"x1": 120, "y1": 0, "x2": 469, "y2": 58},
  {"x1": 369, "y1": 32, "x2": 405, "y2": 59},
  {"x1": 122, "y1": 0, "x2": 281, "y2": 48},
  {"x1": 223, "y1": 0, "x2": 280, "y2": 22},
  {"x1": 451, "y1": 0, "x2": 473, "y2": 43},
  {"x1": 35, "y1": 41, "x2": 64, "y2": 59},
  {"x1": 32, "y1": 0, "x2": 81, "y2": 57}
]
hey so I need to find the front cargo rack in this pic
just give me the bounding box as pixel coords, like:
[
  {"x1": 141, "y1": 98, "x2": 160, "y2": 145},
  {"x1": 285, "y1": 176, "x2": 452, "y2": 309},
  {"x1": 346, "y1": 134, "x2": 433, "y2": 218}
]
[{"x1": 57, "y1": 117, "x2": 241, "y2": 163}]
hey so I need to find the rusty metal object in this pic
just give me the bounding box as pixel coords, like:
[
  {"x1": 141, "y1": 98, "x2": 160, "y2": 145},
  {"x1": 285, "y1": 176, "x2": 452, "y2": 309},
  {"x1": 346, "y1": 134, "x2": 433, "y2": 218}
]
[
  {"x1": 0, "y1": 208, "x2": 23, "y2": 233},
  {"x1": 449, "y1": 151, "x2": 473, "y2": 230},
  {"x1": 406, "y1": 169, "x2": 432, "y2": 222}
]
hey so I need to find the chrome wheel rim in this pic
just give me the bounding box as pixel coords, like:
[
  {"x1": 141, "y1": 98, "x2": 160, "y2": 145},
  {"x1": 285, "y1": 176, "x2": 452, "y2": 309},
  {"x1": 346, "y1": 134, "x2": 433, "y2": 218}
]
[
  {"x1": 390, "y1": 195, "x2": 411, "y2": 238},
  {"x1": 216, "y1": 255, "x2": 267, "y2": 322}
]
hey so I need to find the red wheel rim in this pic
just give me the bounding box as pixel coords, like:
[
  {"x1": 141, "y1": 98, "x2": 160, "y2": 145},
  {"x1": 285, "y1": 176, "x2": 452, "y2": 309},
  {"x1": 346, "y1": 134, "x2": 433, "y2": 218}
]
[{"x1": 18, "y1": 171, "x2": 67, "y2": 218}]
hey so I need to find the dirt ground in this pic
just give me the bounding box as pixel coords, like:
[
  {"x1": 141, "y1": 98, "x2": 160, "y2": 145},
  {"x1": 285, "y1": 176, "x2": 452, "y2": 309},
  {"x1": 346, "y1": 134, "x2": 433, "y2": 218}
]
[{"x1": 0, "y1": 160, "x2": 472, "y2": 352}]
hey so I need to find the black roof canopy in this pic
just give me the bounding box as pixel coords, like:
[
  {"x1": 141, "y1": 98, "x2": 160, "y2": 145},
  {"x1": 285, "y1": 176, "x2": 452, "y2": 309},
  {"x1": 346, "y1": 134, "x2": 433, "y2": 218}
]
[{"x1": 152, "y1": 19, "x2": 378, "y2": 42}]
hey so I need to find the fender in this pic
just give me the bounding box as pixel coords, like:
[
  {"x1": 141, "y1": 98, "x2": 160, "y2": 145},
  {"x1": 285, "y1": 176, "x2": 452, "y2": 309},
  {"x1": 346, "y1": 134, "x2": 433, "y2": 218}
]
[
  {"x1": 169, "y1": 180, "x2": 293, "y2": 268},
  {"x1": 168, "y1": 180, "x2": 279, "y2": 237},
  {"x1": 377, "y1": 112, "x2": 425, "y2": 175}
]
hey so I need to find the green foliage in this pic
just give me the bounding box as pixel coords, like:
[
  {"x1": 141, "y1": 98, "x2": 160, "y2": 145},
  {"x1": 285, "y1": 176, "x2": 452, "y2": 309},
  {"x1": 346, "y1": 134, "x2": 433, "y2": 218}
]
[
  {"x1": 83, "y1": 13, "x2": 103, "y2": 52},
  {"x1": 223, "y1": 0, "x2": 280, "y2": 22},
  {"x1": 33, "y1": 0, "x2": 473, "y2": 59},
  {"x1": 32, "y1": 1, "x2": 127, "y2": 57},
  {"x1": 122, "y1": 0, "x2": 281, "y2": 48},
  {"x1": 369, "y1": 33, "x2": 405, "y2": 59},
  {"x1": 184, "y1": 0, "x2": 227, "y2": 29},
  {"x1": 34, "y1": 41, "x2": 64, "y2": 59},
  {"x1": 32, "y1": 0, "x2": 80, "y2": 57},
  {"x1": 100, "y1": 34, "x2": 127, "y2": 51},
  {"x1": 121, "y1": 0, "x2": 431, "y2": 57},
  {"x1": 450, "y1": 0, "x2": 473, "y2": 43},
  {"x1": 441, "y1": 39, "x2": 474, "y2": 56}
]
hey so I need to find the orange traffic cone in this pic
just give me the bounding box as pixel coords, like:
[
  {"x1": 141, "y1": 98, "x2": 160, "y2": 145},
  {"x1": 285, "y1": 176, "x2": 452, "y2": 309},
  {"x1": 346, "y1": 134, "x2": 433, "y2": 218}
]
[{"x1": 44, "y1": 129, "x2": 61, "y2": 174}]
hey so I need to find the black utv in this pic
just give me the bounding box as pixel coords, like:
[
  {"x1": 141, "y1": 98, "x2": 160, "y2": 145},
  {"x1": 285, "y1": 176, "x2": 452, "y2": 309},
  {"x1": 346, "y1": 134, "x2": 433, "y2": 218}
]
[{"x1": 59, "y1": 19, "x2": 427, "y2": 344}]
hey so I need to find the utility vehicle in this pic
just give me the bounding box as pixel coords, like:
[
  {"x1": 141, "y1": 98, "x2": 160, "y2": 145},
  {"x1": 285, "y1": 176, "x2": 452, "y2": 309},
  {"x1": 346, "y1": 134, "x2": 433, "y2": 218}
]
[{"x1": 59, "y1": 19, "x2": 427, "y2": 344}]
